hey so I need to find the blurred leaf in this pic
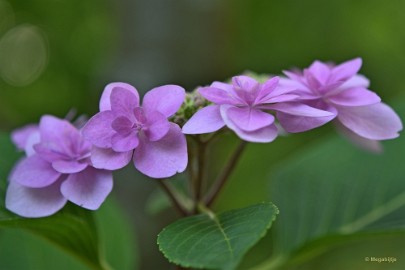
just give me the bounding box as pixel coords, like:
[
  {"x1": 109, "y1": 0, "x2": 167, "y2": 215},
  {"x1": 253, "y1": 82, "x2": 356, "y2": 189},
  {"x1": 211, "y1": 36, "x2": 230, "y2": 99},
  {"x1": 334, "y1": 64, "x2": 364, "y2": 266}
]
[
  {"x1": 96, "y1": 197, "x2": 139, "y2": 270},
  {"x1": 0, "y1": 204, "x2": 105, "y2": 270},
  {"x1": 249, "y1": 105, "x2": 405, "y2": 270},
  {"x1": 0, "y1": 228, "x2": 90, "y2": 270},
  {"x1": 158, "y1": 202, "x2": 278, "y2": 270}
]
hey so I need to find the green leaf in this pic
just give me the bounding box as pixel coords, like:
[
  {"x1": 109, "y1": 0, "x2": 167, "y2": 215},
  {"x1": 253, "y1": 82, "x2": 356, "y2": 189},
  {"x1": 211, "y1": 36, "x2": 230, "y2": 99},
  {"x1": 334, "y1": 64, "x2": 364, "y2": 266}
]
[
  {"x1": 158, "y1": 202, "x2": 279, "y2": 270},
  {"x1": 250, "y1": 110, "x2": 405, "y2": 270},
  {"x1": 96, "y1": 197, "x2": 139, "y2": 270}
]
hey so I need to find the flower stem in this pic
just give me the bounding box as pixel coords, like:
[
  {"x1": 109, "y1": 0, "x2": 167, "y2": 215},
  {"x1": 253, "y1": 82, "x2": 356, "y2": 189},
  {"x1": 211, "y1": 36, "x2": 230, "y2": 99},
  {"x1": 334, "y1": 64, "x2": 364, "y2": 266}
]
[
  {"x1": 193, "y1": 138, "x2": 206, "y2": 212},
  {"x1": 204, "y1": 140, "x2": 247, "y2": 207},
  {"x1": 157, "y1": 179, "x2": 189, "y2": 216}
]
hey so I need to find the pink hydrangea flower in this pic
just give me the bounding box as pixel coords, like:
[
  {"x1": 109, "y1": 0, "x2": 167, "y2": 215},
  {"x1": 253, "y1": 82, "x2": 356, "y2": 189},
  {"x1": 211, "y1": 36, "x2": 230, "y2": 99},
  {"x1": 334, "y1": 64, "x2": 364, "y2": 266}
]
[
  {"x1": 82, "y1": 82, "x2": 187, "y2": 178},
  {"x1": 6, "y1": 115, "x2": 113, "y2": 218},
  {"x1": 279, "y1": 58, "x2": 403, "y2": 148},
  {"x1": 182, "y1": 75, "x2": 334, "y2": 142}
]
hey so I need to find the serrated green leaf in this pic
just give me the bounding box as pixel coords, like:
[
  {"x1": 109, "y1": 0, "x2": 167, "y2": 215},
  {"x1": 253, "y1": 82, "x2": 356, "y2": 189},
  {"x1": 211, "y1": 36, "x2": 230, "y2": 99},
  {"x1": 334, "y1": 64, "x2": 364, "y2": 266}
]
[{"x1": 158, "y1": 202, "x2": 278, "y2": 270}]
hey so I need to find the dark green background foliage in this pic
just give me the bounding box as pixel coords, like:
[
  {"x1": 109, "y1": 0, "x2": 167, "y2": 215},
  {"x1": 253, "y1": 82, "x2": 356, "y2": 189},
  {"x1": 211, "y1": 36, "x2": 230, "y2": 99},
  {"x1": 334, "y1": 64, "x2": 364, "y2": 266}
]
[{"x1": 1, "y1": 0, "x2": 404, "y2": 269}]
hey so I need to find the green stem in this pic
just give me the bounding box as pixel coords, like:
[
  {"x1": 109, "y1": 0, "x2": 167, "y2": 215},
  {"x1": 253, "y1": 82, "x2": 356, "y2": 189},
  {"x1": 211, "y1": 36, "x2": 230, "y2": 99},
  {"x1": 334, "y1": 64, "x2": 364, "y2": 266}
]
[
  {"x1": 193, "y1": 138, "x2": 207, "y2": 212},
  {"x1": 157, "y1": 179, "x2": 189, "y2": 216},
  {"x1": 205, "y1": 140, "x2": 247, "y2": 207}
]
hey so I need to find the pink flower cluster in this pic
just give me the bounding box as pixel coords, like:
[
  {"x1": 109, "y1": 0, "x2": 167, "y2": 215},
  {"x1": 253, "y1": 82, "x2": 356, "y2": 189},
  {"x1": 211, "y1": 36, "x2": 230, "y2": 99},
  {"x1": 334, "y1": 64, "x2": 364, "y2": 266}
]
[{"x1": 5, "y1": 58, "x2": 402, "y2": 217}]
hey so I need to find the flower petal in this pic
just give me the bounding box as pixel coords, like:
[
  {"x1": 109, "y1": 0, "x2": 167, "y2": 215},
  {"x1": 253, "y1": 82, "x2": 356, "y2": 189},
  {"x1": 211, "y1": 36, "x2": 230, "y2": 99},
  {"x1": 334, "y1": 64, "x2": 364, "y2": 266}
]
[
  {"x1": 339, "y1": 74, "x2": 370, "y2": 89},
  {"x1": 337, "y1": 103, "x2": 403, "y2": 140},
  {"x1": 52, "y1": 160, "x2": 88, "y2": 174},
  {"x1": 90, "y1": 147, "x2": 132, "y2": 170},
  {"x1": 220, "y1": 105, "x2": 278, "y2": 143},
  {"x1": 111, "y1": 131, "x2": 139, "y2": 152},
  {"x1": 334, "y1": 121, "x2": 383, "y2": 153},
  {"x1": 82, "y1": 111, "x2": 115, "y2": 148},
  {"x1": 328, "y1": 88, "x2": 381, "y2": 106},
  {"x1": 232, "y1": 75, "x2": 259, "y2": 92},
  {"x1": 265, "y1": 103, "x2": 336, "y2": 117},
  {"x1": 307, "y1": 61, "x2": 331, "y2": 85},
  {"x1": 111, "y1": 116, "x2": 133, "y2": 135},
  {"x1": 331, "y1": 58, "x2": 362, "y2": 82},
  {"x1": 255, "y1": 76, "x2": 279, "y2": 102},
  {"x1": 182, "y1": 105, "x2": 225, "y2": 134},
  {"x1": 199, "y1": 86, "x2": 239, "y2": 105},
  {"x1": 134, "y1": 123, "x2": 187, "y2": 178},
  {"x1": 145, "y1": 111, "x2": 170, "y2": 141},
  {"x1": 210, "y1": 81, "x2": 234, "y2": 92},
  {"x1": 142, "y1": 85, "x2": 185, "y2": 117},
  {"x1": 6, "y1": 179, "x2": 67, "y2": 218},
  {"x1": 61, "y1": 167, "x2": 113, "y2": 210},
  {"x1": 100, "y1": 82, "x2": 139, "y2": 111},
  {"x1": 39, "y1": 115, "x2": 82, "y2": 156},
  {"x1": 10, "y1": 155, "x2": 61, "y2": 188},
  {"x1": 232, "y1": 75, "x2": 260, "y2": 103},
  {"x1": 276, "y1": 112, "x2": 335, "y2": 133},
  {"x1": 110, "y1": 87, "x2": 139, "y2": 119},
  {"x1": 226, "y1": 107, "x2": 275, "y2": 132},
  {"x1": 11, "y1": 124, "x2": 38, "y2": 150}
]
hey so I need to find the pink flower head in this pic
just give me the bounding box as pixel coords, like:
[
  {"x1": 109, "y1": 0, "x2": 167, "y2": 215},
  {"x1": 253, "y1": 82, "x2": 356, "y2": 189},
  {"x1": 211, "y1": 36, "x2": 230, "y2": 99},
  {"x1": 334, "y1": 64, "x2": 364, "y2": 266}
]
[
  {"x1": 279, "y1": 58, "x2": 403, "y2": 148},
  {"x1": 182, "y1": 75, "x2": 334, "y2": 142},
  {"x1": 6, "y1": 115, "x2": 113, "y2": 218},
  {"x1": 82, "y1": 83, "x2": 188, "y2": 178}
]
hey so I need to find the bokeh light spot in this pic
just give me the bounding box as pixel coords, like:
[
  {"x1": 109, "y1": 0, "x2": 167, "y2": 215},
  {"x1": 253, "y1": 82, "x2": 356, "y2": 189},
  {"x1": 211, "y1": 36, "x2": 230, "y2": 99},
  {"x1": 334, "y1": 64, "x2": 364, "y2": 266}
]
[{"x1": 0, "y1": 24, "x2": 48, "y2": 87}]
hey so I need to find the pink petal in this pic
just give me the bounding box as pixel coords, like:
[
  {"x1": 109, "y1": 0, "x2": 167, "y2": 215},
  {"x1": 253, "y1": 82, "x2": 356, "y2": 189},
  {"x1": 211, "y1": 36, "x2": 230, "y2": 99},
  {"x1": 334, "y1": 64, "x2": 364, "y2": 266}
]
[
  {"x1": 52, "y1": 160, "x2": 88, "y2": 174},
  {"x1": 199, "y1": 86, "x2": 239, "y2": 105},
  {"x1": 210, "y1": 81, "x2": 234, "y2": 92},
  {"x1": 142, "y1": 85, "x2": 185, "y2": 117},
  {"x1": 279, "y1": 76, "x2": 308, "y2": 91},
  {"x1": 337, "y1": 103, "x2": 403, "y2": 140},
  {"x1": 11, "y1": 124, "x2": 38, "y2": 150},
  {"x1": 226, "y1": 107, "x2": 275, "y2": 132},
  {"x1": 111, "y1": 116, "x2": 133, "y2": 135},
  {"x1": 90, "y1": 147, "x2": 132, "y2": 170},
  {"x1": 328, "y1": 88, "x2": 381, "y2": 106},
  {"x1": 260, "y1": 94, "x2": 298, "y2": 104},
  {"x1": 110, "y1": 87, "x2": 139, "y2": 119},
  {"x1": 277, "y1": 112, "x2": 335, "y2": 133},
  {"x1": 61, "y1": 167, "x2": 113, "y2": 210},
  {"x1": 232, "y1": 75, "x2": 259, "y2": 92},
  {"x1": 283, "y1": 70, "x2": 303, "y2": 81},
  {"x1": 82, "y1": 111, "x2": 115, "y2": 148},
  {"x1": 339, "y1": 74, "x2": 370, "y2": 89},
  {"x1": 111, "y1": 131, "x2": 139, "y2": 152},
  {"x1": 39, "y1": 115, "x2": 81, "y2": 155},
  {"x1": 134, "y1": 123, "x2": 187, "y2": 178},
  {"x1": 331, "y1": 58, "x2": 362, "y2": 82},
  {"x1": 307, "y1": 61, "x2": 331, "y2": 85},
  {"x1": 182, "y1": 105, "x2": 225, "y2": 134},
  {"x1": 232, "y1": 76, "x2": 260, "y2": 103},
  {"x1": 99, "y1": 82, "x2": 139, "y2": 111},
  {"x1": 10, "y1": 155, "x2": 61, "y2": 188},
  {"x1": 24, "y1": 131, "x2": 40, "y2": 156},
  {"x1": 265, "y1": 103, "x2": 336, "y2": 117},
  {"x1": 220, "y1": 105, "x2": 278, "y2": 143},
  {"x1": 335, "y1": 121, "x2": 382, "y2": 153},
  {"x1": 145, "y1": 111, "x2": 170, "y2": 141},
  {"x1": 255, "y1": 76, "x2": 279, "y2": 102},
  {"x1": 5, "y1": 179, "x2": 67, "y2": 218},
  {"x1": 33, "y1": 143, "x2": 69, "y2": 162}
]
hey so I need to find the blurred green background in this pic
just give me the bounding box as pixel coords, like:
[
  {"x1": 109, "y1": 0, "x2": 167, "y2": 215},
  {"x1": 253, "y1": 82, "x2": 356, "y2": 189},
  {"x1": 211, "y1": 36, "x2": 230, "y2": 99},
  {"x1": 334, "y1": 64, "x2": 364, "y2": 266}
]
[{"x1": 1, "y1": 0, "x2": 404, "y2": 269}]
